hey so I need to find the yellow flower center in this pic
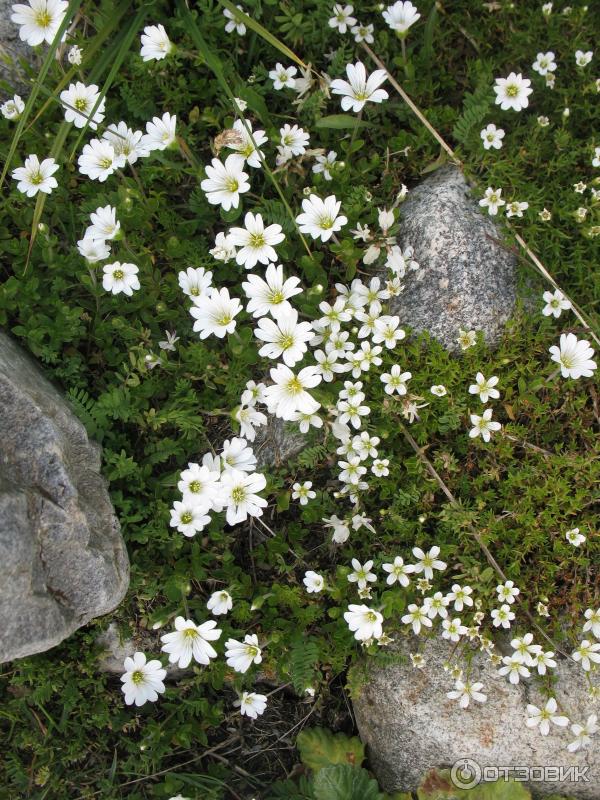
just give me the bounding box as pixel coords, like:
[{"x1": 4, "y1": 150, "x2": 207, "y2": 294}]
[
  {"x1": 35, "y1": 10, "x2": 52, "y2": 28},
  {"x1": 180, "y1": 511, "x2": 193, "y2": 524},
  {"x1": 286, "y1": 376, "x2": 303, "y2": 395},
  {"x1": 231, "y1": 486, "x2": 247, "y2": 503},
  {"x1": 189, "y1": 480, "x2": 202, "y2": 493},
  {"x1": 113, "y1": 269, "x2": 124, "y2": 280},
  {"x1": 249, "y1": 233, "x2": 266, "y2": 249},
  {"x1": 506, "y1": 84, "x2": 519, "y2": 97},
  {"x1": 131, "y1": 670, "x2": 144, "y2": 684},
  {"x1": 75, "y1": 98, "x2": 88, "y2": 112},
  {"x1": 226, "y1": 178, "x2": 239, "y2": 193}
]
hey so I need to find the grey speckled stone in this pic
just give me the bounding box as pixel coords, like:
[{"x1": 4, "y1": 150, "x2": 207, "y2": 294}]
[
  {"x1": 0, "y1": 0, "x2": 39, "y2": 93},
  {"x1": 254, "y1": 417, "x2": 307, "y2": 470},
  {"x1": 353, "y1": 636, "x2": 599, "y2": 799},
  {"x1": 388, "y1": 165, "x2": 517, "y2": 351},
  {"x1": 0, "y1": 332, "x2": 129, "y2": 663}
]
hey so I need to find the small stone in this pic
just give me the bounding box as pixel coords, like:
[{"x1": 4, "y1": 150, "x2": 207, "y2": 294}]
[
  {"x1": 0, "y1": 332, "x2": 129, "y2": 663},
  {"x1": 353, "y1": 635, "x2": 599, "y2": 799},
  {"x1": 387, "y1": 165, "x2": 517, "y2": 351}
]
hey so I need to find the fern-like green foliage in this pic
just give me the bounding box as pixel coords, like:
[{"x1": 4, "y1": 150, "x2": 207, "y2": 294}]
[
  {"x1": 452, "y1": 74, "x2": 494, "y2": 146},
  {"x1": 290, "y1": 636, "x2": 320, "y2": 694},
  {"x1": 297, "y1": 726, "x2": 364, "y2": 772},
  {"x1": 297, "y1": 444, "x2": 328, "y2": 469}
]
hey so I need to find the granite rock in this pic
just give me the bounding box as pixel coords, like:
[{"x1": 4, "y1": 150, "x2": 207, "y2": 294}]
[
  {"x1": 389, "y1": 165, "x2": 517, "y2": 351},
  {"x1": 0, "y1": 332, "x2": 129, "y2": 663},
  {"x1": 353, "y1": 636, "x2": 598, "y2": 799},
  {"x1": 0, "y1": 0, "x2": 39, "y2": 93}
]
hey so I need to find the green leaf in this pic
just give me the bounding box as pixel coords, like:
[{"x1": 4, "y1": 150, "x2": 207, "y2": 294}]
[
  {"x1": 417, "y1": 770, "x2": 531, "y2": 800},
  {"x1": 297, "y1": 727, "x2": 364, "y2": 772},
  {"x1": 316, "y1": 114, "x2": 372, "y2": 130},
  {"x1": 313, "y1": 764, "x2": 383, "y2": 800}
]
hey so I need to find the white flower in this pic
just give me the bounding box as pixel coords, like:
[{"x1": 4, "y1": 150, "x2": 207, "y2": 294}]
[
  {"x1": 572, "y1": 640, "x2": 600, "y2": 671},
  {"x1": 264, "y1": 364, "x2": 321, "y2": 420},
  {"x1": 344, "y1": 604, "x2": 383, "y2": 641},
  {"x1": 323, "y1": 514, "x2": 351, "y2": 544},
  {"x1": 447, "y1": 679, "x2": 486, "y2": 708},
  {"x1": 549, "y1": 333, "x2": 596, "y2": 379},
  {"x1": 290, "y1": 410, "x2": 322, "y2": 433},
  {"x1": 178, "y1": 463, "x2": 221, "y2": 511},
  {"x1": 312, "y1": 150, "x2": 337, "y2": 181},
  {"x1": 382, "y1": 1, "x2": 420, "y2": 35},
  {"x1": 469, "y1": 408, "x2": 501, "y2": 442},
  {"x1": 207, "y1": 590, "x2": 233, "y2": 616},
  {"x1": 278, "y1": 123, "x2": 310, "y2": 160},
  {"x1": 242, "y1": 263, "x2": 302, "y2": 319},
  {"x1": 468, "y1": 372, "x2": 500, "y2": 403},
  {"x1": 372, "y1": 315, "x2": 406, "y2": 348},
  {"x1": 225, "y1": 634, "x2": 262, "y2": 673},
  {"x1": 88, "y1": 205, "x2": 120, "y2": 241},
  {"x1": 219, "y1": 469, "x2": 267, "y2": 525},
  {"x1": 336, "y1": 393, "x2": 370, "y2": 429},
  {"x1": 190, "y1": 287, "x2": 242, "y2": 339},
  {"x1": 575, "y1": 50, "x2": 593, "y2": 67},
  {"x1": 201, "y1": 154, "x2": 250, "y2": 211},
  {"x1": 372, "y1": 458, "x2": 389, "y2": 477},
  {"x1": 511, "y1": 633, "x2": 539, "y2": 666},
  {"x1": 491, "y1": 604, "x2": 515, "y2": 629},
  {"x1": 498, "y1": 655, "x2": 530, "y2": 684},
  {"x1": 102, "y1": 121, "x2": 148, "y2": 165},
  {"x1": 347, "y1": 558, "x2": 376, "y2": 590},
  {"x1": 254, "y1": 307, "x2": 313, "y2": 367},
  {"x1": 120, "y1": 652, "x2": 166, "y2": 706},
  {"x1": 497, "y1": 580, "x2": 520, "y2": 604},
  {"x1": 228, "y1": 212, "x2": 285, "y2": 269},
  {"x1": 328, "y1": 4, "x2": 356, "y2": 33},
  {"x1": 351, "y1": 22, "x2": 374, "y2": 43},
  {"x1": 480, "y1": 123, "x2": 505, "y2": 150},
  {"x1": 568, "y1": 714, "x2": 598, "y2": 752},
  {"x1": 227, "y1": 119, "x2": 268, "y2": 169},
  {"x1": 303, "y1": 570, "x2": 324, "y2": 593},
  {"x1": 381, "y1": 365, "x2": 411, "y2": 395},
  {"x1": 493, "y1": 72, "x2": 533, "y2": 111},
  {"x1": 330, "y1": 61, "x2": 388, "y2": 113},
  {"x1": 179, "y1": 267, "x2": 213, "y2": 299},
  {"x1": 235, "y1": 405, "x2": 267, "y2": 442},
  {"x1": 447, "y1": 584, "x2": 474, "y2": 612},
  {"x1": 537, "y1": 115, "x2": 550, "y2": 127},
  {"x1": 12, "y1": 154, "x2": 59, "y2": 196},
  {"x1": 533, "y1": 650, "x2": 556, "y2": 675},
  {"x1": 479, "y1": 187, "x2": 505, "y2": 215},
  {"x1": 457, "y1": 329, "x2": 477, "y2": 350},
  {"x1": 430, "y1": 385, "x2": 447, "y2": 397},
  {"x1": 140, "y1": 23, "x2": 172, "y2": 61},
  {"x1": 410, "y1": 546, "x2": 446, "y2": 579},
  {"x1": 532, "y1": 51, "x2": 556, "y2": 76},
  {"x1": 221, "y1": 437, "x2": 257, "y2": 473},
  {"x1": 239, "y1": 691, "x2": 267, "y2": 719},
  {"x1": 102, "y1": 262, "x2": 140, "y2": 296},
  {"x1": 142, "y1": 112, "x2": 177, "y2": 152},
  {"x1": 566, "y1": 527, "x2": 586, "y2": 547},
  {"x1": 506, "y1": 200, "x2": 529, "y2": 218},
  {"x1": 169, "y1": 500, "x2": 210, "y2": 537},
  {"x1": 160, "y1": 617, "x2": 221, "y2": 668},
  {"x1": 292, "y1": 481, "x2": 316, "y2": 506},
  {"x1": 223, "y1": 4, "x2": 246, "y2": 35},
  {"x1": 402, "y1": 603, "x2": 432, "y2": 635},
  {"x1": 66, "y1": 44, "x2": 81, "y2": 64},
  {"x1": 78, "y1": 139, "x2": 125, "y2": 182},
  {"x1": 593, "y1": 146, "x2": 600, "y2": 168},
  {"x1": 1, "y1": 94, "x2": 25, "y2": 120},
  {"x1": 210, "y1": 231, "x2": 236, "y2": 263},
  {"x1": 526, "y1": 698, "x2": 569, "y2": 736},
  {"x1": 11, "y1": 0, "x2": 68, "y2": 47},
  {"x1": 269, "y1": 63, "x2": 297, "y2": 90},
  {"x1": 542, "y1": 289, "x2": 571, "y2": 319},
  {"x1": 382, "y1": 556, "x2": 414, "y2": 586},
  {"x1": 60, "y1": 82, "x2": 105, "y2": 129},
  {"x1": 583, "y1": 608, "x2": 600, "y2": 639},
  {"x1": 77, "y1": 237, "x2": 110, "y2": 263}
]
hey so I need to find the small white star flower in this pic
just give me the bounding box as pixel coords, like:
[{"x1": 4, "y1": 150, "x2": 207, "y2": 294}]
[
  {"x1": 223, "y1": 4, "x2": 246, "y2": 35},
  {"x1": 469, "y1": 408, "x2": 501, "y2": 442},
  {"x1": 550, "y1": 333, "x2": 596, "y2": 379},
  {"x1": 479, "y1": 187, "x2": 506, "y2": 215},
  {"x1": 330, "y1": 61, "x2": 388, "y2": 113},
  {"x1": 568, "y1": 714, "x2": 598, "y2": 752},
  {"x1": 120, "y1": 652, "x2": 166, "y2": 706},
  {"x1": 102, "y1": 262, "x2": 140, "y2": 296},
  {"x1": 496, "y1": 581, "x2": 520, "y2": 604},
  {"x1": 10, "y1": 0, "x2": 68, "y2": 47},
  {"x1": 498, "y1": 655, "x2": 530, "y2": 684},
  {"x1": 239, "y1": 691, "x2": 267, "y2": 719},
  {"x1": 566, "y1": 527, "x2": 586, "y2": 547},
  {"x1": 292, "y1": 481, "x2": 316, "y2": 505},
  {"x1": 526, "y1": 698, "x2": 569, "y2": 736},
  {"x1": 532, "y1": 51, "x2": 556, "y2": 76},
  {"x1": 468, "y1": 373, "x2": 500, "y2": 403},
  {"x1": 573, "y1": 640, "x2": 600, "y2": 671},
  {"x1": 160, "y1": 617, "x2": 222, "y2": 668},
  {"x1": 88, "y1": 205, "x2": 120, "y2": 241},
  {"x1": 491, "y1": 604, "x2": 515, "y2": 628},
  {"x1": 296, "y1": 194, "x2": 347, "y2": 241},
  {"x1": 60, "y1": 82, "x2": 105, "y2": 129},
  {"x1": 493, "y1": 72, "x2": 533, "y2": 111},
  {"x1": 457, "y1": 329, "x2": 477, "y2": 350},
  {"x1": 480, "y1": 123, "x2": 505, "y2": 150},
  {"x1": 575, "y1": 50, "x2": 593, "y2": 67},
  {"x1": 583, "y1": 607, "x2": 600, "y2": 639},
  {"x1": 382, "y1": 556, "x2": 414, "y2": 586},
  {"x1": 344, "y1": 604, "x2": 383, "y2": 641},
  {"x1": 225, "y1": 634, "x2": 262, "y2": 673},
  {"x1": 269, "y1": 62, "x2": 297, "y2": 90},
  {"x1": 140, "y1": 23, "x2": 172, "y2": 61},
  {"x1": 402, "y1": 603, "x2": 432, "y2": 635},
  {"x1": 169, "y1": 500, "x2": 210, "y2": 537},
  {"x1": 178, "y1": 267, "x2": 213, "y2": 299},
  {"x1": 228, "y1": 212, "x2": 285, "y2": 269},
  {"x1": 506, "y1": 200, "x2": 529, "y2": 218},
  {"x1": 411, "y1": 546, "x2": 446, "y2": 580},
  {"x1": 1, "y1": 94, "x2": 25, "y2": 120},
  {"x1": 190, "y1": 287, "x2": 242, "y2": 339},
  {"x1": 12, "y1": 154, "x2": 59, "y2": 196},
  {"x1": 207, "y1": 590, "x2": 233, "y2": 616},
  {"x1": 382, "y1": 1, "x2": 421, "y2": 35},
  {"x1": 78, "y1": 139, "x2": 125, "y2": 182},
  {"x1": 201, "y1": 154, "x2": 250, "y2": 211},
  {"x1": 430, "y1": 384, "x2": 447, "y2": 397},
  {"x1": 542, "y1": 289, "x2": 571, "y2": 318},
  {"x1": 219, "y1": 469, "x2": 267, "y2": 526},
  {"x1": 142, "y1": 112, "x2": 177, "y2": 152},
  {"x1": 303, "y1": 570, "x2": 324, "y2": 593},
  {"x1": 447, "y1": 679, "x2": 486, "y2": 708},
  {"x1": 328, "y1": 4, "x2": 356, "y2": 33}
]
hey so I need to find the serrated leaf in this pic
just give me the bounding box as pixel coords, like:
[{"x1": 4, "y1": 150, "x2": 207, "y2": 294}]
[
  {"x1": 313, "y1": 764, "x2": 383, "y2": 800},
  {"x1": 297, "y1": 727, "x2": 364, "y2": 772}
]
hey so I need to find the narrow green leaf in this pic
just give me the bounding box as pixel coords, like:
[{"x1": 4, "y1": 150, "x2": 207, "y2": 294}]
[{"x1": 316, "y1": 114, "x2": 372, "y2": 130}]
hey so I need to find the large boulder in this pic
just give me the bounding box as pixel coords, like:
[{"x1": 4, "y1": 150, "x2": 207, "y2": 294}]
[
  {"x1": 0, "y1": 0, "x2": 38, "y2": 93},
  {"x1": 389, "y1": 165, "x2": 517, "y2": 351},
  {"x1": 0, "y1": 332, "x2": 129, "y2": 663},
  {"x1": 353, "y1": 636, "x2": 598, "y2": 799}
]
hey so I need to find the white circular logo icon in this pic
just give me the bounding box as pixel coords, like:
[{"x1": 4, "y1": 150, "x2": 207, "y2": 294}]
[{"x1": 451, "y1": 758, "x2": 482, "y2": 790}]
